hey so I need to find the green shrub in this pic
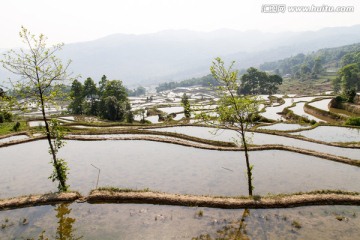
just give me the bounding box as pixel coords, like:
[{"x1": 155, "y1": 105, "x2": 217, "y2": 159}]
[
  {"x1": 334, "y1": 96, "x2": 344, "y2": 103},
  {"x1": 345, "y1": 89, "x2": 357, "y2": 103},
  {"x1": 12, "y1": 122, "x2": 21, "y2": 131},
  {"x1": 4, "y1": 112, "x2": 12, "y2": 121},
  {"x1": 0, "y1": 111, "x2": 12, "y2": 122},
  {"x1": 345, "y1": 117, "x2": 360, "y2": 126}
]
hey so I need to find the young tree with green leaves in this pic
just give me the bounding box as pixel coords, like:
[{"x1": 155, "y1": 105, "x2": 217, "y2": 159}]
[
  {"x1": 0, "y1": 87, "x2": 13, "y2": 123},
  {"x1": 199, "y1": 58, "x2": 260, "y2": 196},
  {"x1": 1, "y1": 27, "x2": 73, "y2": 191}
]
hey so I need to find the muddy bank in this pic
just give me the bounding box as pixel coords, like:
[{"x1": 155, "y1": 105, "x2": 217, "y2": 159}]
[
  {"x1": 330, "y1": 98, "x2": 360, "y2": 115},
  {"x1": 0, "y1": 192, "x2": 80, "y2": 211},
  {"x1": 2, "y1": 191, "x2": 360, "y2": 211},
  {"x1": 0, "y1": 135, "x2": 45, "y2": 148},
  {"x1": 304, "y1": 102, "x2": 345, "y2": 123},
  {"x1": 88, "y1": 190, "x2": 360, "y2": 209}
]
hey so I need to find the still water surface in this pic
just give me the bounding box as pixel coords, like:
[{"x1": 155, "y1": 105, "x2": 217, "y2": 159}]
[
  {"x1": 291, "y1": 126, "x2": 360, "y2": 143},
  {"x1": 152, "y1": 126, "x2": 360, "y2": 159},
  {"x1": 0, "y1": 203, "x2": 359, "y2": 240},
  {"x1": 1, "y1": 140, "x2": 359, "y2": 198}
]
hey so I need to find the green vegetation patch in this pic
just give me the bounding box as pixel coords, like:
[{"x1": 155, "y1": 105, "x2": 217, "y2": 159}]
[
  {"x1": 345, "y1": 117, "x2": 360, "y2": 126},
  {"x1": 0, "y1": 121, "x2": 27, "y2": 135}
]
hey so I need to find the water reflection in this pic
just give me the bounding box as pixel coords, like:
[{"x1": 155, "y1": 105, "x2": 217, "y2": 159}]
[
  {"x1": 39, "y1": 203, "x2": 82, "y2": 240},
  {"x1": 192, "y1": 209, "x2": 250, "y2": 240},
  {"x1": 2, "y1": 140, "x2": 360, "y2": 198},
  {"x1": 1, "y1": 203, "x2": 360, "y2": 239}
]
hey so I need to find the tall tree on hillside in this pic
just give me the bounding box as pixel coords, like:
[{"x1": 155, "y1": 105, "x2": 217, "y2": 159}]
[
  {"x1": 312, "y1": 57, "x2": 323, "y2": 74},
  {"x1": 1, "y1": 27, "x2": 73, "y2": 191},
  {"x1": 199, "y1": 58, "x2": 260, "y2": 196},
  {"x1": 239, "y1": 67, "x2": 282, "y2": 95},
  {"x1": 99, "y1": 80, "x2": 131, "y2": 121},
  {"x1": 98, "y1": 74, "x2": 108, "y2": 95},
  {"x1": 69, "y1": 79, "x2": 84, "y2": 114},
  {"x1": 337, "y1": 63, "x2": 360, "y2": 102},
  {"x1": 83, "y1": 77, "x2": 98, "y2": 115}
]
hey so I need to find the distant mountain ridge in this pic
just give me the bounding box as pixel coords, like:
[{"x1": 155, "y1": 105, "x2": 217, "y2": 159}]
[
  {"x1": 2, "y1": 25, "x2": 360, "y2": 86},
  {"x1": 260, "y1": 42, "x2": 360, "y2": 75}
]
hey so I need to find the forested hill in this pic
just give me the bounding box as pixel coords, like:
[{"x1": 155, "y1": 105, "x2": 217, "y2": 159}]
[
  {"x1": 155, "y1": 74, "x2": 217, "y2": 93},
  {"x1": 260, "y1": 43, "x2": 360, "y2": 76},
  {"x1": 156, "y1": 42, "x2": 360, "y2": 93}
]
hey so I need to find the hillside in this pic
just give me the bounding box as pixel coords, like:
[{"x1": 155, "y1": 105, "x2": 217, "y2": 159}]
[
  {"x1": 157, "y1": 42, "x2": 360, "y2": 95},
  {"x1": 260, "y1": 43, "x2": 360, "y2": 75},
  {"x1": 2, "y1": 25, "x2": 360, "y2": 86}
]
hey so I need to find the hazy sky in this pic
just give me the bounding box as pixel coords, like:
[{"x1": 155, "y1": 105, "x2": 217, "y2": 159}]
[{"x1": 1, "y1": 0, "x2": 359, "y2": 48}]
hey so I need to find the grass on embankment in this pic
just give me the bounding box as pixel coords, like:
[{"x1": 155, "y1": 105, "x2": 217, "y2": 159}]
[{"x1": 0, "y1": 121, "x2": 28, "y2": 135}]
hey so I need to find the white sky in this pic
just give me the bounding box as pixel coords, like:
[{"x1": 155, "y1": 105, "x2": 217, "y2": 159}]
[{"x1": 1, "y1": 0, "x2": 359, "y2": 48}]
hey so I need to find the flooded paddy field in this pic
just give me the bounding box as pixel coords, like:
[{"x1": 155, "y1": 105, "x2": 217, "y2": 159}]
[
  {"x1": 288, "y1": 102, "x2": 324, "y2": 122},
  {"x1": 1, "y1": 203, "x2": 359, "y2": 240},
  {"x1": 1, "y1": 140, "x2": 360, "y2": 199},
  {"x1": 28, "y1": 120, "x2": 46, "y2": 127},
  {"x1": 309, "y1": 98, "x2": 332, "y2": 111},
  {"x1": 151, "y1": 126, "x2": 360, "y2": 160},
  {"x1": 257, "y1": 123, "x2": 310, "y2": 131},
  {"x1": 290, "y1": 126, "x2": 360, "y2": 143},
  {"x1": 0, "y1": 135, "x2": 29, "y2": 144},
  {"x1": 260, "y1": 98, "x2": 293, "y2": 121},
  {"x1": 260, "y1": 96, "x2": 322, "y2": 121},
  {"x1": 1, "y1": 87, "x2": 359, "y2": 239}
]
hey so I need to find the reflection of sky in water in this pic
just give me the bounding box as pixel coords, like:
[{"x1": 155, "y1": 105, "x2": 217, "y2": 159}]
[
  {"x1": 153, "y1": 126, "x2": 360, "y2": 159},
  {"x1": 1, "y1": 140, "x2": 360, "y2": 199},
  {"x1": 309, "y1": 98, "x2": 332, "y2": 111},
  {"x1": 292, "y1": 126, "x2": 360, "y2": 143},
  {"x1": 289, "y1": 102, "x2": 323, "y2": 122},
  {"x1": 0, "y1": 135, "x2": 29, "y2": 143},
  {"x1": 258, "y1": 123, "x2": 309, "y2": 131},
  {"x1": 260, "y1": 97, "x2": 322, "y2": 121},
  {"x1": 1, "y1": 203, "x2": 360, "y2": 240}
]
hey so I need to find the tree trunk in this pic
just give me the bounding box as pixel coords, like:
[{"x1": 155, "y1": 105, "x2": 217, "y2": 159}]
[
  {"x1": 240, "y1": 124, "x2": 253, "y2": 196},
  {"x1": 39, "y1": 89, "x2": 66, "y2": 190}
]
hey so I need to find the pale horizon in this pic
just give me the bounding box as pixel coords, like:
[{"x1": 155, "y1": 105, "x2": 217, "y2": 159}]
[{"x1": 1, "y1": 0, "x2": 360, "y2": 48}]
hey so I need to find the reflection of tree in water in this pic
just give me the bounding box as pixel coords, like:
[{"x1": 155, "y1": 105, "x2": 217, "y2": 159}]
[
  {"x1": 55, "y1": 204, "x2": 82, "y2": 240},
  {"x1": 37, "y1": 204, "x2": 82, "y2": 240},
  {"x1": 192, "y1": 209, "x2": 250, "y2": 240}
]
